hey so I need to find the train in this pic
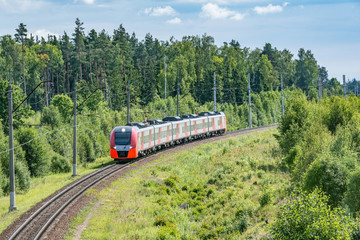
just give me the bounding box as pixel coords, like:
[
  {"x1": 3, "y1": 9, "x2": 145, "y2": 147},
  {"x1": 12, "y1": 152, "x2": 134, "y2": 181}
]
[{"x1": 110, "y1": 111, "x2": 227, "y2": 160}]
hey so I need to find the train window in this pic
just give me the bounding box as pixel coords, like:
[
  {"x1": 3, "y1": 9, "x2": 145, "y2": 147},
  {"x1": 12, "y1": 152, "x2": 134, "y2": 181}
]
[{"x1": 115, "y1": 132, "x2": 131, "y2": 145}]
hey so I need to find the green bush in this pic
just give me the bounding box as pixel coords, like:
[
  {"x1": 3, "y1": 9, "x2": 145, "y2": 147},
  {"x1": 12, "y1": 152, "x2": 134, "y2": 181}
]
[
  {"x1": 16, "y1": 127, "x2": 49, "y2": 177},
  {"x1": 50, "y1": 154, "x2": 71, "y2": 173},
  {"x1": 271, "y1": 190, "x2": 353, "y2": 240},
  {"x1": 47, "y1": 131, "x2": 72, "y2": 158},
  {"x1": 276, "y1": 93, "x2": 311, "y2": 154},
  {"x1": 51, "y1": 94, "x2": 73, "y2": 122},
  {"x1": 303, "y1": 158, "x2": 348, "y2": 207},
  {"x1": 345, "y1": 169, "x2": 360, "y2": 215},
  {"x1": 323, "y1": 96, "x2": 355, "y2": 134},
  {"x1": 78, "y1": 132, "x2": 96, "y2": 163},
  {"x1": 40, "y1": 105, "x2": 62, "y2": 129},
  {"x1": 259, "y1": 189, "x2": 272, "y2": 207}
]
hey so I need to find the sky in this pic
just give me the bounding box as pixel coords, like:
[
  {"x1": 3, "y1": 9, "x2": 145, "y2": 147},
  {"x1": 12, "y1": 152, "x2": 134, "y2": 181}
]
[{"x1": 0, "y1": 0, "x2": 359, "y2": 81}]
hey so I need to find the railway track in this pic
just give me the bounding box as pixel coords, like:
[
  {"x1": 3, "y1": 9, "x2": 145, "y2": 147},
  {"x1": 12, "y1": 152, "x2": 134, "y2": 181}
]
[{"x1": 5, "y1": 125, "x2": 276, "y2": 240}]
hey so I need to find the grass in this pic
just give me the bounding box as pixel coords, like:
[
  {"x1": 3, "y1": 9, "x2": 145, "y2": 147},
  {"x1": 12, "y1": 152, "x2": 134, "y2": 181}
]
[
  {"x1": 0, "y1": 156, "x2": 114, "y2": 234},
  {"x1": 67, "y1": 128, "x2": 291, "y2": 239}
]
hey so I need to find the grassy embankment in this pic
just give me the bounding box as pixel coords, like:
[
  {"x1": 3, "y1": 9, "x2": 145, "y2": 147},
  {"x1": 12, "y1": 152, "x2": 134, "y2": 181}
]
[
  {"x1": 67, "y1": 128, "x2": 290, "y2": 239},
  {"x1": 0, "y1": 156, "x2": 114, "y2": 234}
]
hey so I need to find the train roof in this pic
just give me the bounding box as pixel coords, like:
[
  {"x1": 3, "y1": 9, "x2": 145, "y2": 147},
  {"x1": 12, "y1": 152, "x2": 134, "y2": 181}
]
[
  {"x1": 126, "y1": 122, "x2": 150, "y2": 129},
  {"x1": 147, "y1": 119, "x2": 166, "y2": 125},
  {"x1": 162, "y1": 116, "x2": 183, "y2": 122},
  {"x1": 198, "y1": 111, "x2": 223, "y2": 116},
  {"x1": 181, "y1": 114, "x2": 198, "y2": 119}
]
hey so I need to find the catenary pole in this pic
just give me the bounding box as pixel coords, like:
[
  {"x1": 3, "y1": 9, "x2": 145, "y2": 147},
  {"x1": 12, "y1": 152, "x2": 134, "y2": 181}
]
[
  {"x1": 8, "y1": 72, "x2": 17, "y2": 212},
  {"x1": 281, "y1": 74, "x2": 284, "y2": 116},
  {"x1": 177, "y1": 81, "x2": 180, "y2": 116},
  {"x1": 72, "y1": 78, "x2": 77, "y2": 177},
  {"x1": 164, "y1": 56, "x2": 167, "y2": 100},
  {"x1": 214, "y1": 72, "x2": 216, "y2": 112},
  {"x1": 126, "y1": 73, "x2": 130, "y2": 124},
  {"x1": 318, "y1": 76, "x2": 322, "y2": 100},
  {"x1": 343, "y1": 75, "x2": 346, "y2": 100},
  {"x1": 248, "y1": 73, "x2": 252, "y2": 129}
]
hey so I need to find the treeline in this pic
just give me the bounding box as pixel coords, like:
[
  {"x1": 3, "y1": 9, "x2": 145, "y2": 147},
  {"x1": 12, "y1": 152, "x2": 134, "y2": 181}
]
[
  {"x1": 1, "y1": 20, "x2": 357, "y2": 120},
  {"x1": 272, "y1": 92, "x2": 360, "y2": 238}
]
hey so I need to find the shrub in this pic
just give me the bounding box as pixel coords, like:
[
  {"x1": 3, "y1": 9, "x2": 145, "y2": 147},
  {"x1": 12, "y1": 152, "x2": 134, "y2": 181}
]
[
  {"x1": 271, "y1": 190, "x2": 353, "y2": 240},
  {"x1": 78, "y1": 133, "x2": 96, "y2": 163},
  {"x1": 303, "y1": 157, "x2": 348, "y2": 207},
  {"x1": 47, "y1": 131, "x2": 72, "y2": 158},
  {"x1": 50, "y1": 154, "x2": 71, "y2": 173},
  {"x1": 259, "y1": 190, "x2": 272, "y2": 207},
  {"x1": 16, "y1": 127, "x2": 49, "y2": 177},
  {"x1": 40, "y1": 105, "x2": 62, "y2": 129},
  {"x1": 276, "y1": 92, "x2": 310, "y2": 154},
  {"x1": 323, "y1": 96, "x2": 355, "y2": 134},
  {"x1": 345, "y1": 169, "x2": 360, "y2": 215},
  {"x1": 51, "y1": 94, "x2": 73, "y2": 122}
]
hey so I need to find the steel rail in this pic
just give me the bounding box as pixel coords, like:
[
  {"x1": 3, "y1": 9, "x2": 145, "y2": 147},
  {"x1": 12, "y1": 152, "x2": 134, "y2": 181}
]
[
  {"x1": 33, "y1": 163, "x2": 134, "y2": 240},
  {"x1": 8, "y1": 163, "x2": 118, "y2": 240}
]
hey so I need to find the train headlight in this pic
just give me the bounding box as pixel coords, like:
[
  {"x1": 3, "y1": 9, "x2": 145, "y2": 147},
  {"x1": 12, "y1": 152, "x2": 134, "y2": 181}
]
[
  {"x1": 129, "y1": 146, "x2": 133, "y2": 149},
  {"x1": 113, "y1": 146, "x2": 116, "y2": 150}
]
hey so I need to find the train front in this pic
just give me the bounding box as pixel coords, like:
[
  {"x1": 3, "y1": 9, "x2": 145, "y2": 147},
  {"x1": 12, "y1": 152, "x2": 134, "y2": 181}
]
[{"x1": 110, "y1": 126, "x2": 138, "y2": 160}]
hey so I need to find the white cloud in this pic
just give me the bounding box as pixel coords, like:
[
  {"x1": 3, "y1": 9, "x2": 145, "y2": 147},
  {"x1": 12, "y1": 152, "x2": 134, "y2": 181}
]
[
  {"x1": 144, "y1": 6, "x2": 176, "y2": 17},
  {"x1": 74, "y1": 0, "x2": 95, "y2": 4},
  {"x1": 0, "y1": 0, "x2": 46, "y2": 13},
  {"x1": 34, "y1": 29, "x2": 58, "y2": 39},
  {"x1": 177, "y1": 0, "x2": 253, "y2": 3},
  {"x1": 253, "y1": 3, "x2": 285, "y2": 15},
  {"x1": 200, "y1": 3, "x2": 245, "y2": 20},
  {"x1": 167, "y1": 17, "x2": 182, "y2": 24}
]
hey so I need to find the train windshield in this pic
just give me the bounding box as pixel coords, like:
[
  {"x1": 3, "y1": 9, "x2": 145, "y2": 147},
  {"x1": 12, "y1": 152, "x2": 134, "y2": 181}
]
[{"x1": 115, "y1": 132, "x2": 131, "y2": 145}]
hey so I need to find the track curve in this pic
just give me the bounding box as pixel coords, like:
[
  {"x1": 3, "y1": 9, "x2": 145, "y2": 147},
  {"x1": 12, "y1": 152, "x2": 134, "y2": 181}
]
[{"x1": 3, "y1": 125, "x2": 277, "y2": 240}]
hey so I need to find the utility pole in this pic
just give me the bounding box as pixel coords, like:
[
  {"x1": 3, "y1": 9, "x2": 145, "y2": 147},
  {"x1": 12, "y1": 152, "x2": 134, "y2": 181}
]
[
  {"x1": 72, "y1": 78, "x2": 77, "y2": 177},
  {"x1": 177, "y1": 81, "x2": 180, "y2": 116},
  {"x1": 164, "y1": 56, "x2": 167, "y2": 100},
  {"x1": 127, "y1": 77, "x2": 130, "y2": 124},
  {"x1": 124, "y1": 69, "x2": 130, "y2": 124},
  {"x1": 356, "y1": 83, "x2": 358, "y2": 97},
  {"x1": 318, "y1": 76, "x2": 322, "y2": 101},
  {"x1": 248, "y1": 73, "x2": 252, "y2": 129},
  {"x1": 281, "y1": 74, "x2": 284, "y2": 116},
  {"x1": 8, "y1": 72, "x2": 17, "y2": 212},
  {"x1": 343, "y1": 75, "x2": 346, "y2": 100},
  {"x1": 214, "y1": 72, "x2": 216, "y2": 112}
]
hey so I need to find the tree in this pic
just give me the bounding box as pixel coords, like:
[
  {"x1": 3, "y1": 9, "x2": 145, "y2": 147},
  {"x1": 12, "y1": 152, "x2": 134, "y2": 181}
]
[
  {"x1": 294, "y1": 48, "x2": 318, "y2": 92},
  {"x1": 51, "y1": 94, "x2": 73, "y2": 122},
  {"x1": 73, "y1": 18, "x2": 85, "y2": 80},
  {"x1": 15, "y1": 23, "x2": 28, "y2": 96}
]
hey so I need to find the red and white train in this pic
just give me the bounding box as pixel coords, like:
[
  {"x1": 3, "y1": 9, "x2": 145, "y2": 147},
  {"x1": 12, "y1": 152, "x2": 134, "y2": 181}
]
[{"x1": 110, "y1": 112, "x2": 227, "y2": 160}]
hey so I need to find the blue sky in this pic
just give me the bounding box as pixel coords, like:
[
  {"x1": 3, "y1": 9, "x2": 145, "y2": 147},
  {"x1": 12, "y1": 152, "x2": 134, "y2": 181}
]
[{"x1": 0, "y1": 0, "x2": 359, "y2": 81}]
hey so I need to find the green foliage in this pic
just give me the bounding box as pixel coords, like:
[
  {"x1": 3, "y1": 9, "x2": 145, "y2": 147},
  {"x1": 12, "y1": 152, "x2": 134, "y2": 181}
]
[
  {"x1": 50, "y1": 154, "x2": 71, "y2": 173},
  {"x1": 277, "y1": 91, "x2": 310, "y2": 154},
  {"x1": 303, "y1": 158, "x2": 348, "y2": 207},
  {"x1": 259, "y1": 189, "x2": 272, "y2": 207},
  {"x1": 345, "y1": 169, "x2": 360, "y2": 215},
  {"x1": 78, "y1": 131, "x2": 96, "y2": 163},
  {"x1": 40, "y1": 105, "x2": 62, "y2": 129},
  {"x1": 324, "y1": 96, "x2": 355, "y2": 134},
  {"x1": 46, "y1": 131, "x2": 72, "y2": 158},
  {"x1": 51, "y1": 94, "x2": 73, "y2": 122},
  {"x1": 16, "y1": 127, "x2": 49, "y2": 177},
  {"x1": 271, "y1": 190, "x2": 353, "y2": 240}
]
